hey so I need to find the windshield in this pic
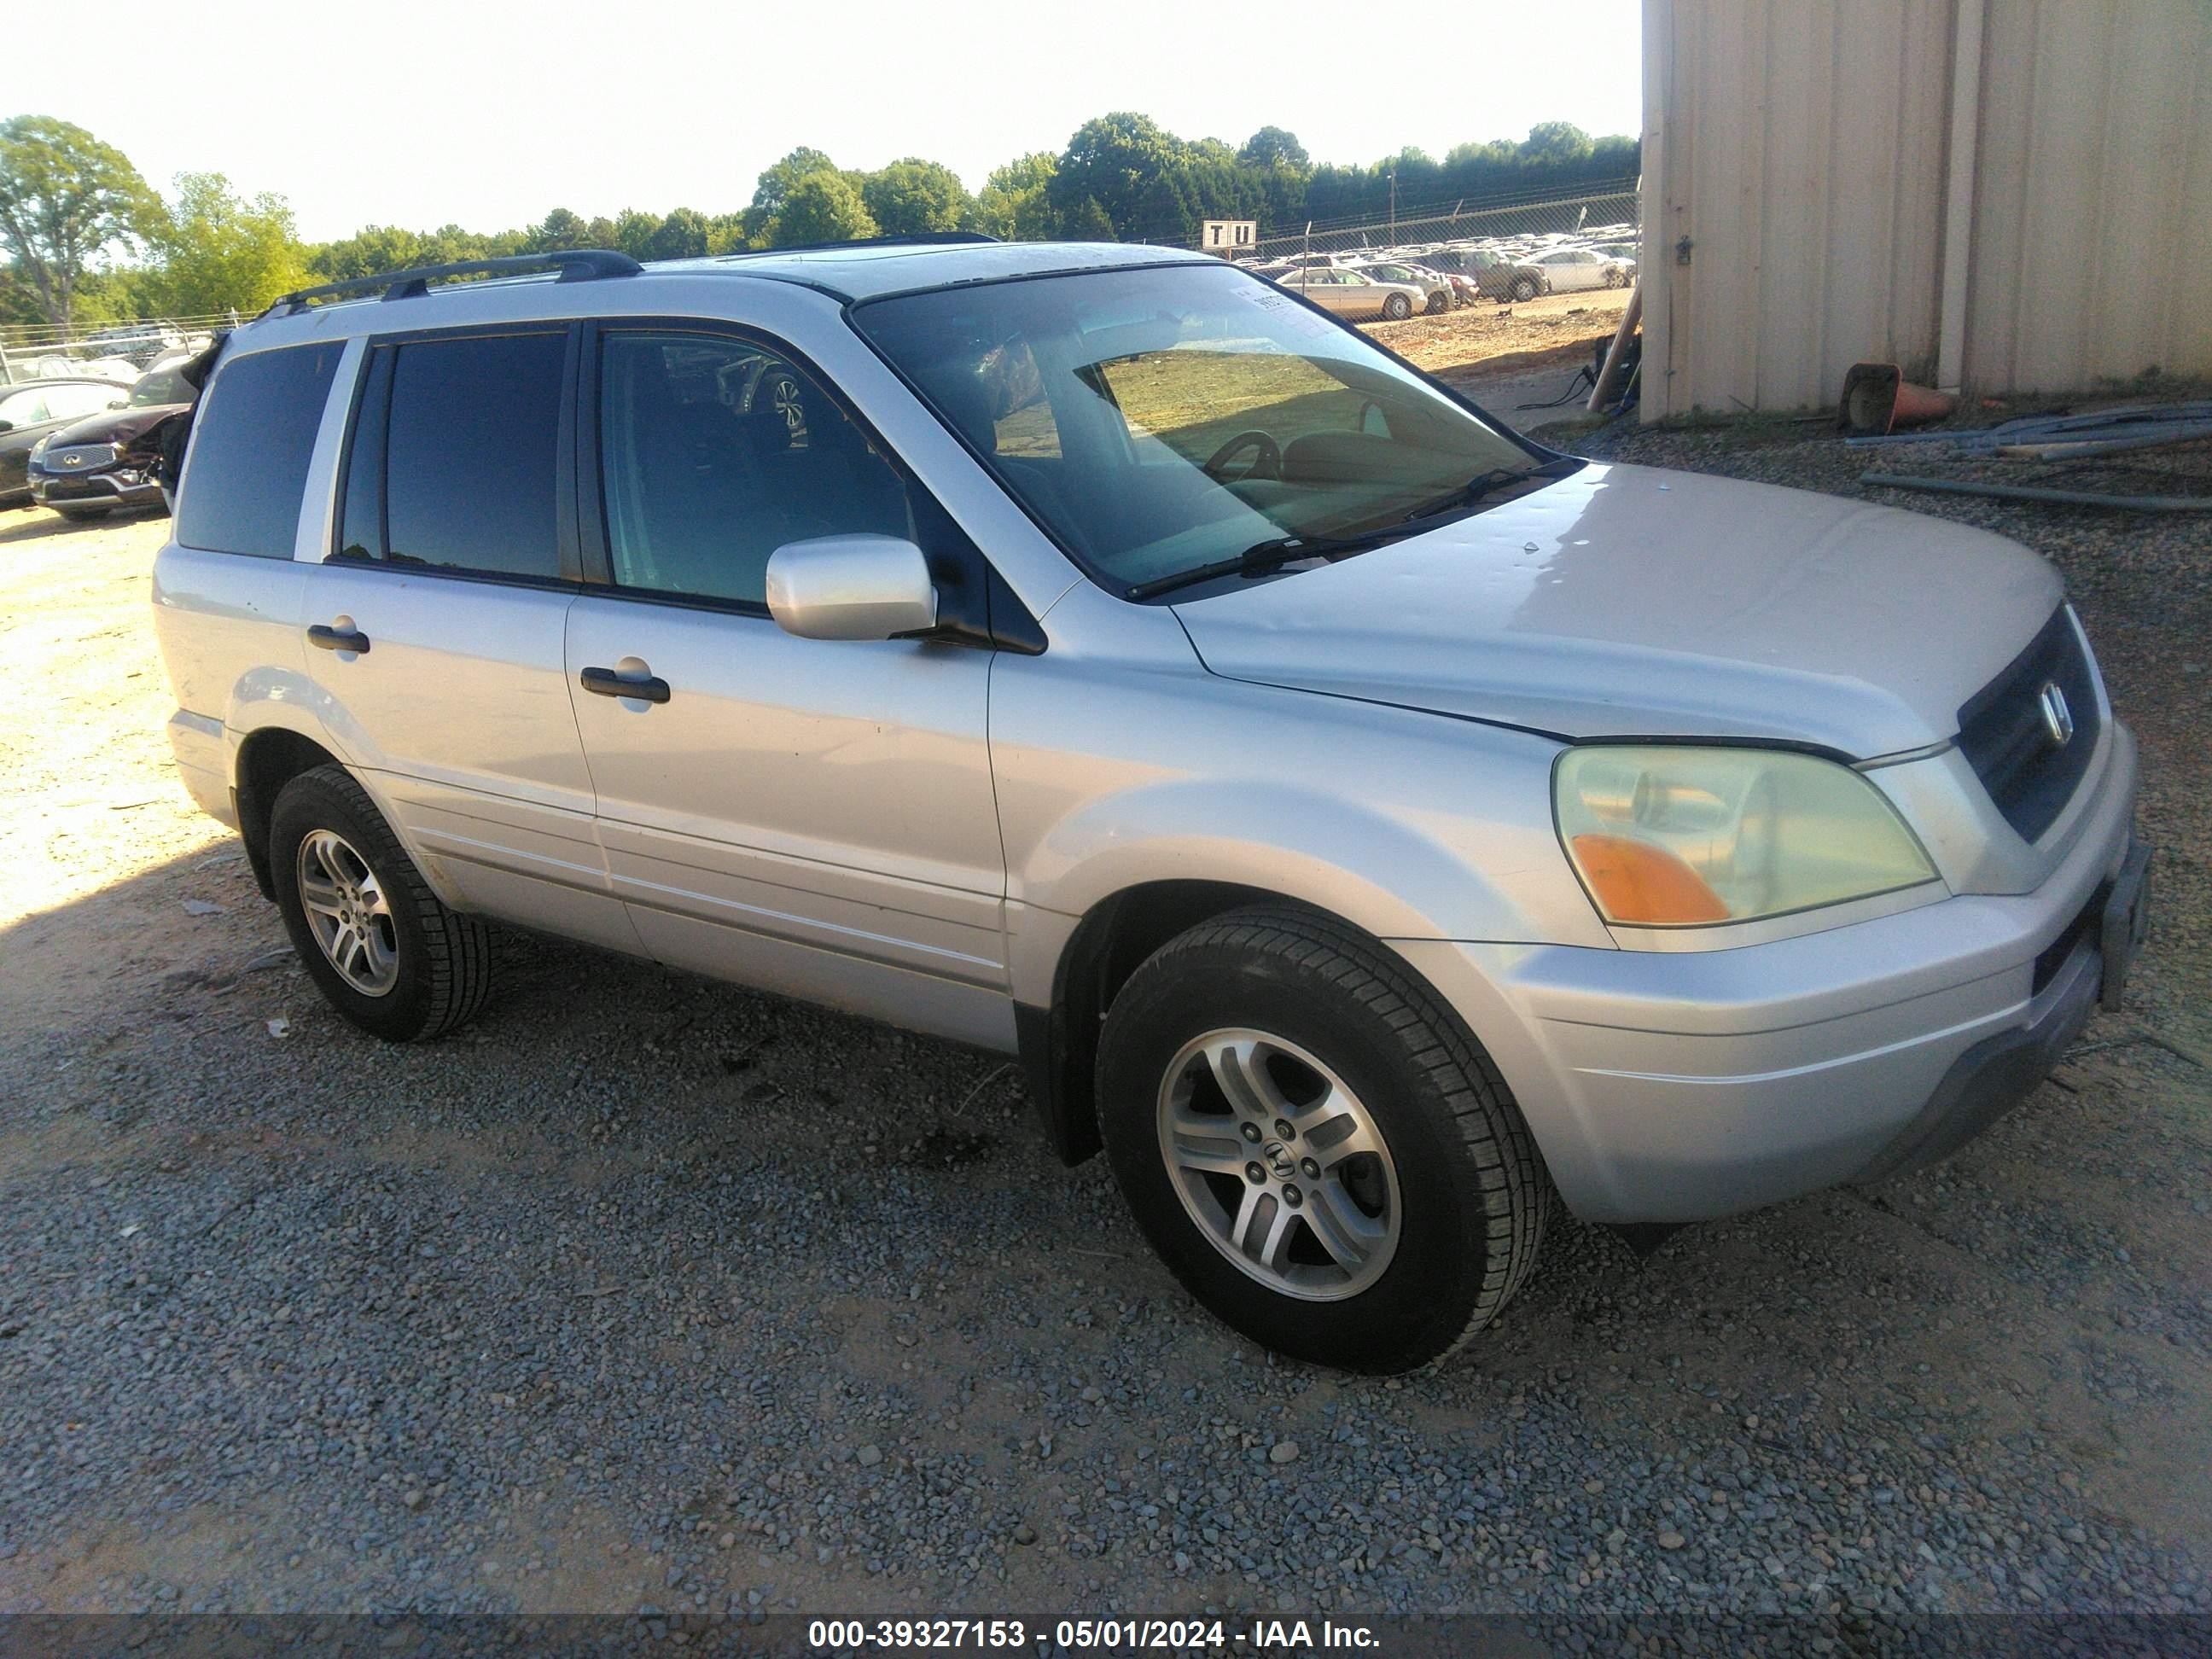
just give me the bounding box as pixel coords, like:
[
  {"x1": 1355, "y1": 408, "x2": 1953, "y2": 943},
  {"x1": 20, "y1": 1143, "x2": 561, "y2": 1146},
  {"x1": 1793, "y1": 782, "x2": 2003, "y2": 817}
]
[
  {"x1": 853, "y1": 263, "x2": 1532, "y2": 595},
  {"x1": 130, "y1": 367, "x2": 190, "y2": 406}
]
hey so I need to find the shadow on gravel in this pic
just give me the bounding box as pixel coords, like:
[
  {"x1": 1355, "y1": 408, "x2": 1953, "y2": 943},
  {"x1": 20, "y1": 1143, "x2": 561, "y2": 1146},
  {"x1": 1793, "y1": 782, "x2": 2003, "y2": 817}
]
[
  {"x1": 1, "y1": 835, "x2": 2208, "y2": 1619},
  {"x1": 0, "y1": 504, "x2": 166, "y2": 548}
]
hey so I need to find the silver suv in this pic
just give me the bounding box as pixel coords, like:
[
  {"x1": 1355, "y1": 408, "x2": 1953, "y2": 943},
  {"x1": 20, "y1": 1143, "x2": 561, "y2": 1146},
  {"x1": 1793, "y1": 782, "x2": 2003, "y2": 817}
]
[{"x1": 151, "y1": 240, "x2": 2151, "y2": 1372}]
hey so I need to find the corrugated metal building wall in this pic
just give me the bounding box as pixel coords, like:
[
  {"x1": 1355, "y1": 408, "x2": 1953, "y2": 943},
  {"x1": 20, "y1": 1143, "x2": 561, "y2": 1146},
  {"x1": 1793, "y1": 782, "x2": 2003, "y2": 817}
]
[{"x1": 1639, "y1": 0, "x2": 2212, "y2": 420}]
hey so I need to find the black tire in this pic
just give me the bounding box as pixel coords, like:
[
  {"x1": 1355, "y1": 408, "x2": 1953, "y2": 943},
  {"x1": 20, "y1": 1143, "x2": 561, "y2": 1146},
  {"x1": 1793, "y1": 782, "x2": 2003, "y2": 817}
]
[
  {"x1": 269, "y1": 765, "x2": 493, "y2": 1042},
  {"x1": 1096, "y1": 907, "x2": 1551, "y2": 1372},
  {"x1": 1511, "y1": 276, "x2": 1540, "y2": 303},
  {"x1": 1604, "y1": 266, "x2": 1625, "y2": 289},
  {"x1": 1424, "y1": 289, "x2": 1450, "y2": 315},
  {"x1": 1381, "y1": 293, "x2": 1413, "y2": 321}
]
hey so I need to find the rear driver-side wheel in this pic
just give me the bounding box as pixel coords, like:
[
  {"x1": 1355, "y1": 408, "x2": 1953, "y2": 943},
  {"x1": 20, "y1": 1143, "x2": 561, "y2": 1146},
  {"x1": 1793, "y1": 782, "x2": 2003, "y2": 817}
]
[
  {"x1": 1097, "y1": 908, "x2": 1551, "y2": 1372},
  {"x1": 269, "y1": 765, "x2": 493, "y2": 1042}
]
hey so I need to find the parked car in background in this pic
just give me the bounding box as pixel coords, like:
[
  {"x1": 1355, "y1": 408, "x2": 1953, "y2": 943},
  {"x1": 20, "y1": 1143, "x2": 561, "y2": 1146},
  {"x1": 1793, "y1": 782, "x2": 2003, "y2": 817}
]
[
  {"x1": 1422, "y1": 245, "x2": 1547, "y2": 303},
  {"x1": 27, "y1": 361, "x2": 199, "y2": 520},
  {"x1": 0, "y1": 378, "x2": 132, "y2": 505},
  {"x1": 87, "y1": 323, "x2": 186, "y2": 368},
  {"x1": 1533, "y1": 247, "x2": 1628, "y2": 292},
  {"x1": 1282, "y1": 265, "x2": 1428, "y2": 320},
  {"x1": 1592, "y1": 242, "x2": 1641, "y2": 280},
  {"x1": 1348, "y1": 260, "x2": 1455, "y2": 314}
]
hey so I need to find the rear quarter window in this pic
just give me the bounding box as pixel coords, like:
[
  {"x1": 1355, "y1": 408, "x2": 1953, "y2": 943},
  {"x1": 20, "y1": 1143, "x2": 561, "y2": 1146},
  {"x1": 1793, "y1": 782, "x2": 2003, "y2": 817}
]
[{"x1": 176, "y1": 343, "x2": 344, "y2": 558}]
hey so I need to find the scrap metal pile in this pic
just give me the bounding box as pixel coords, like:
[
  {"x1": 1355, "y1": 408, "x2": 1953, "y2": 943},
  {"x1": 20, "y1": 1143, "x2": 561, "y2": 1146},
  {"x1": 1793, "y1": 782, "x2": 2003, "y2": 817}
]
[{"x1": 1854, "y1": 399, "x2": 2212, "y2": 512}]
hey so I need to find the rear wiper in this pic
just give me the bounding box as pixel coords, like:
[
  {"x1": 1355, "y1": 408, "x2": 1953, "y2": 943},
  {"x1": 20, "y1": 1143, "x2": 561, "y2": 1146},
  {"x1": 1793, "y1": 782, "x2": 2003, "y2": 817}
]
[
  {"x1": 1125, "y1": 530, "x2": 1394, "y2": 601},
  {"x1": 1402, "y1": 455, "x2": 1581, "y2": 525}
]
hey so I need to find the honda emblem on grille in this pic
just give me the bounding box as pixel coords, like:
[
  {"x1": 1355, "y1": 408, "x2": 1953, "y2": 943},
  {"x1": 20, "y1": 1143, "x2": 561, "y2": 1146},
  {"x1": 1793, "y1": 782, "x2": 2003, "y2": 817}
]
[{"x1": 2038, "y1": 682, "x2": 2075, "y2": 748}]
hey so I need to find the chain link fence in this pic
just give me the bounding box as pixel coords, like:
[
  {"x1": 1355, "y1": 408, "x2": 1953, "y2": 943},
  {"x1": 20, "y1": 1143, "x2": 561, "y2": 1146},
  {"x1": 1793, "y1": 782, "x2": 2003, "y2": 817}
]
[
  {"x1": 0, "y1": 313, "x2": 235, "y2": 385},
  {"x1": 1202, "y1": 177, "x2": 1641, "y2": 294}
]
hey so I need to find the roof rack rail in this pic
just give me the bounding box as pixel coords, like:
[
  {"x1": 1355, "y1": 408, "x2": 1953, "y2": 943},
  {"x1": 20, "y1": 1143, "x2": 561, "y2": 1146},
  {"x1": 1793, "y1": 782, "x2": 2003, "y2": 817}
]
[
  {"x1": 261, "y1": 249, "x2": 643, "y2": 318},
  {"x1": 723, "y1": 230, "x2": 998, "y2": 259}
]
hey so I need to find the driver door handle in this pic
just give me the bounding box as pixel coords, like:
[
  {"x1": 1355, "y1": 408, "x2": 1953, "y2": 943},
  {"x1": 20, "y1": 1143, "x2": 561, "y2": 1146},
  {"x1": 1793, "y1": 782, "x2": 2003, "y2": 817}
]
[
  {"x1": 580, "y1": 665, "x2": 671, "y2": 705},
  {"x1": 307, "y1": 623, "x2": 370, "y2": 654}
]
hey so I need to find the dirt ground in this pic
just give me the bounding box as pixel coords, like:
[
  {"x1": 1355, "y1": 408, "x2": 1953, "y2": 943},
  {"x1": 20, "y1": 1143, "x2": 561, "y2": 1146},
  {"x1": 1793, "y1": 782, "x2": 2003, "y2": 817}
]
[{"x1": 1367, "y1": 288, "x2": 1631, "y2": 382}]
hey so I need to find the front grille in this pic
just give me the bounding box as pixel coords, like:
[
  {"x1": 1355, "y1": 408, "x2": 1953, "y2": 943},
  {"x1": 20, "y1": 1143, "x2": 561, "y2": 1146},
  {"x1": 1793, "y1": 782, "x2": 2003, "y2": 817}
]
[
  {"x1": 40, "y1": 443, "x2": 118, "y2": 472},
  {"x1": 1956, "y1": 606, "x2": 2101, "y2": 843}
]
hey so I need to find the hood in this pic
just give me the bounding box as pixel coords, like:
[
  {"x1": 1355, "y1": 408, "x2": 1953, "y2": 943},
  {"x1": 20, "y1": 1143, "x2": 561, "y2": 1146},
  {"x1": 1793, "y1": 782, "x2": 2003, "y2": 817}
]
[
  {"x1": 45, "y1": 402, "x2": 189, "y2": 448},
  {"x1": 1171, "y1": 461, "x2": 2064, "y2": 760}
]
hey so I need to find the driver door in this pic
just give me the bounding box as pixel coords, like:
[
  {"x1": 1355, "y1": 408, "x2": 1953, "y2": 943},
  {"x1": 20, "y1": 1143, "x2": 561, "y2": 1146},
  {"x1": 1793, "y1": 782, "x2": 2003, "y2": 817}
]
[{"x1": 564, "y1": 323, "x2": 1010, "y2": 1049}]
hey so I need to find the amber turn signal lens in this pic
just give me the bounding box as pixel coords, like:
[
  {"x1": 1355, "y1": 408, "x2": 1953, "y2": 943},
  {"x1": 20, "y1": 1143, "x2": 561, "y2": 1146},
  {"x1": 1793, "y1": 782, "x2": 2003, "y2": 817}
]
[{"x1": 1569, "y1": 833, "x2": 1731, "y2": 925}]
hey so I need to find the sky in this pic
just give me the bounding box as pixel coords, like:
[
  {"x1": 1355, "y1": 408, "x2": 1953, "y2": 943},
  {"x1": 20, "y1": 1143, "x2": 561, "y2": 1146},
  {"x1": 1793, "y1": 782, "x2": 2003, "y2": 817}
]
[{"x1": 10, "y1": 0, "x2": 1643, "y2": 243}]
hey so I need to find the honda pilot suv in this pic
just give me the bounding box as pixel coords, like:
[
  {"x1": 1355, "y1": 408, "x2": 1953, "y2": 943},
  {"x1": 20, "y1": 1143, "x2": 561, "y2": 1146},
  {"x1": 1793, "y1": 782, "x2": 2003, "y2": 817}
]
[{"x1": 151, "y1": 239, "x2": 2151, "y2": 1372}]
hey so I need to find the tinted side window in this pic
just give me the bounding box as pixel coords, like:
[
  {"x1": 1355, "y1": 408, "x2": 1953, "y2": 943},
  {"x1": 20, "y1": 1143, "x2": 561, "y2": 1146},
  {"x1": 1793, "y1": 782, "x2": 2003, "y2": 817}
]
[
  {"x1": 379, "y1": 331, "x2": 566, "y2": 579},
  {"x1": 176, "y1": 343, "x2": 342, "y2": 558},
  {"x1": 597, "y1": 332, "x2": 911, "y2": 607}
]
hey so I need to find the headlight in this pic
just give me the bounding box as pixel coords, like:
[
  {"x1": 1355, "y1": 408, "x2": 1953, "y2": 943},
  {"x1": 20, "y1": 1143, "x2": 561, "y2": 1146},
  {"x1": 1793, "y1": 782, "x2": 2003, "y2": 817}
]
[
  {"x1": 1553, "y1": 746, "x2": 1937, "y2": 927},
  {"x1": 28, "y1": 434, "x2": 50, "y2": 460}
]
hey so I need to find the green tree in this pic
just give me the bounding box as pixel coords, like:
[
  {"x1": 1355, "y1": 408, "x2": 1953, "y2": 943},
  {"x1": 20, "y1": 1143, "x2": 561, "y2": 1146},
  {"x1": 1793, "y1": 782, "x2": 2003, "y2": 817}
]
[
  {"x1": 0, "y1": 116, "x2": 160, "y2": 329},
  {"x1": 1062, "y1": 195, "x2": 1116, "y2": 242},
  {"x1": 773, "y1": 172, "x2": 876, "y2": 247},
  {"x1": 745, "y1": 146, "x2": 838, "y2": 243},
  {"x1": 149, "y1": 172, "x2": 310, "y2": 316},
  {"x1": 1050, "y1": 112, "x2": 1179, "y2": 236},
  {"x1": 705, "y1": 212, "x2": 749, "y2": 255},
  {"x1": 310, "y1": 224, "x2": 432, "y2": 281},
  {"x1": 530, "y1": 207, "x2": 591, "y2": 251},
  {"x1": 611, "y1": 207, "x2": 663, "y2": 259},
  {"x1": 1521, "y1": 121, "x2": 1594, "y2": 167},
  {"x1": 1238, "y1": 126, "x2": 1308, "y2": 172},
  {"x1": 861, "y1": 159, "x2": 969, "y2": 238},
  {"x1": 645, "y1": 207, "x2": 711, "y2": 261},
  {"x1": 974, "y1": 152, "x2": 1058, "y2": 241}
]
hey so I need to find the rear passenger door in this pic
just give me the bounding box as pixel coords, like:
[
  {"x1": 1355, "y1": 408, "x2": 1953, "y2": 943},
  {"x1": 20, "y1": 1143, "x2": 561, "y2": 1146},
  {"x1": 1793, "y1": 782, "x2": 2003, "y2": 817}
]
[
  {"x1": 562, "y1": 324, "x2": 1009, "y2": 1048},
  {"x1": 300, "y1": 326, "x2": 632, "y2": 952}
]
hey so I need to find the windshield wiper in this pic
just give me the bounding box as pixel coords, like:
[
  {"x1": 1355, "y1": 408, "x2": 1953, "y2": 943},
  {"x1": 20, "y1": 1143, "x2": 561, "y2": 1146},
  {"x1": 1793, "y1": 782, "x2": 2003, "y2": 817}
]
[
  {"x1": 1400, "y1": 455, "x2": 1581, "y2": 526},
  {"x1": 1125, "y1": 530, "x2": 1400, "y2": 601},
  {"x1": 1126, "y1": 457, "x2": 1583, "y2": 602}
]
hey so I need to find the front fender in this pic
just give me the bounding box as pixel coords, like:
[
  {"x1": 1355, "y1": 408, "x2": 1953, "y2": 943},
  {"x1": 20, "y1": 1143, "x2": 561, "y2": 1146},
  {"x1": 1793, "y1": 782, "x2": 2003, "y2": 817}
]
[{"x1": 992, "y1": 650, "x2": 1610, "y2": 1005}]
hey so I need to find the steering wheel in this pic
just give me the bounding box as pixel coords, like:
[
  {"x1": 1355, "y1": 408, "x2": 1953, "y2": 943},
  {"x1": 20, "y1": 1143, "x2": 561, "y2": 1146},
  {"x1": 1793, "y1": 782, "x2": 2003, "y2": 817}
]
[{"x1": 1203, "y1": 429, "x2": 1282, "y2": 483}]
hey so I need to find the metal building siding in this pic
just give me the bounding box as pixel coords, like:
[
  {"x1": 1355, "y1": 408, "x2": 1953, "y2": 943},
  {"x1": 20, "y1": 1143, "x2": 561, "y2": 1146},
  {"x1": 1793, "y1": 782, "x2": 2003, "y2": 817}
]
[
  {"x1": 1644, "y1": 0, "x2": 2212, "y2": 417},
  {"x1": 1966, "y1": 0, "x2": 2212, "y2": 393}
]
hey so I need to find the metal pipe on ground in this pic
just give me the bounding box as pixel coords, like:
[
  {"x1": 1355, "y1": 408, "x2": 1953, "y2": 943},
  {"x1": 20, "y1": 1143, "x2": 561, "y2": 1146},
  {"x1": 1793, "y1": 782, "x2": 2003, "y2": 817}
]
[{"x1": 1861, "y1": 473, "x2": 2212, "y2": 511}]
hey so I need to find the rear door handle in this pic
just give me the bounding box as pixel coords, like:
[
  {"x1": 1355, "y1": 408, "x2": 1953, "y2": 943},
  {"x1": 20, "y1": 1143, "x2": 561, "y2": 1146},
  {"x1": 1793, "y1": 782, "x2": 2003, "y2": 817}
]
[
  {"x1": 307, "y1": 623, "x2": 370, "y2": 654},
  {"x1": 580, "y1": 665, "x2": 671, "y2": 705}
]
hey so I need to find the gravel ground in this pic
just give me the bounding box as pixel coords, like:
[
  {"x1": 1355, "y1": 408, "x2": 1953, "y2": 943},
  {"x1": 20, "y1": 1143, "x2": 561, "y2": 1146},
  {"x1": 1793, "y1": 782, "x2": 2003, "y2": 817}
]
[{"x1": 1, "y1": 393, "x2": 2208, "y2": 1652}]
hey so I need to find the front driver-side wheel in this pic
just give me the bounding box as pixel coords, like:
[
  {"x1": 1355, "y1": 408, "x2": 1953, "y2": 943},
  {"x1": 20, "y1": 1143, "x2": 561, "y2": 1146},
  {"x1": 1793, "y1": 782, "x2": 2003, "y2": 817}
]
[
  {"x1": 1382, "y1": 293, "x2": 1413, "y2": 321},
  {"x1": 1097, "y1": 908, "x2": 1551, "y2": 1372},
  {"x1": 269, "y1": 765, "x2": 493, "y2": 1042},
  {"x1": 1511, "y1": 276, "x2": 1540, "y2": 303}
]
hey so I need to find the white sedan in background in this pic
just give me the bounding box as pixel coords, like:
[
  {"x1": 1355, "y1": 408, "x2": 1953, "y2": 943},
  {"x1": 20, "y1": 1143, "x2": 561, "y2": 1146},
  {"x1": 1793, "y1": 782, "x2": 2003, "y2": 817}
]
[
  {"x1": 1532, "y1": 247, "x2": 1632, "y2": 292},
  {"x1": 1278, "y1": 265, "x2": 1429, "y2": 321}
]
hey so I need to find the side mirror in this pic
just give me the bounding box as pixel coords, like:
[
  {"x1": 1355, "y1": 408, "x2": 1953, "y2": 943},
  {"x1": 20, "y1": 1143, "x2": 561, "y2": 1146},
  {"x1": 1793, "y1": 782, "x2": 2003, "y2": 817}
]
[
  {"x1": 765, "y1": 535, "x2": 939, "y2": 643},
  {"x1": 0, "y1": 421, "x2": 13, "y2": 434}
]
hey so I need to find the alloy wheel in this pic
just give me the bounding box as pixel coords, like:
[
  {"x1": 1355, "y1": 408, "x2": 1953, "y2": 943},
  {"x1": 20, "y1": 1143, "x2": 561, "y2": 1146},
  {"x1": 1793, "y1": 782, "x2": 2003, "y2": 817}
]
[
  {"x1": 296, "y1": 829, "x2": 399, "y2": 996},
  {"x1": 1155, "y1": 1027, "x2": 1401, "y2": 1301}
]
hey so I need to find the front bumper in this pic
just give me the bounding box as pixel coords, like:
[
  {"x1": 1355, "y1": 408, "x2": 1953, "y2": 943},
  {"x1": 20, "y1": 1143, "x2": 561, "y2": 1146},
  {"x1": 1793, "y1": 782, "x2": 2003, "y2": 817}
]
[
  {"x1": 31, "y1": 464, "x2": 162, "y2": 509},
  {"x1": 1396, "y1": 721, "x2": 2143, "y2": 1224}
]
